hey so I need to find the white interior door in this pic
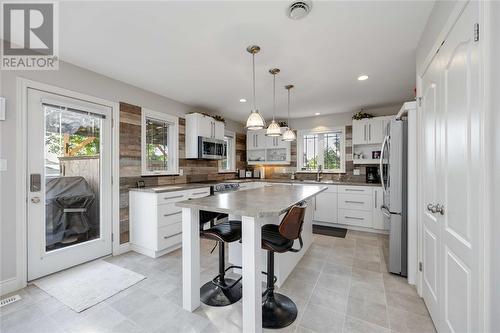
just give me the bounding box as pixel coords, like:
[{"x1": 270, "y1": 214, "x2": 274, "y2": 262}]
[
  {"x1": 420, "y1": 2, "x2": 482, "y2": 332},
  {"x1": 27, "y1": 88, "x2": 112, "y2": 281},
  {"x1": 421, "y1": 53, "x2": 440, "y2": 327},
  {"x1": 438, "y1": 2, "x2": 480, "y2": 332}
]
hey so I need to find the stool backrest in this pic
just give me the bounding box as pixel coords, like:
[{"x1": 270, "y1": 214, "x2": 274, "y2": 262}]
[{"x1": 278, "y1": 202, "x2": 307, "y2": 240}]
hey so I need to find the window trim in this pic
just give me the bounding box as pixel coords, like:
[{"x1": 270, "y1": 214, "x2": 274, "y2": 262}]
[
  {"x1": 218, "y1": 130, "x2": 236, "y2": 173},
  {"x1": 297, "y1": 126, "x2": 346, "y2": 173},
  {"x1": 141, "y1": 108, "x2": 179, "y2": 176}
]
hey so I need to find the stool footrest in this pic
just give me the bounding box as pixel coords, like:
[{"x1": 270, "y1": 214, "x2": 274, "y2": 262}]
[{"x1": 211, "y1": 265, "x2": 242, "y2": 290}]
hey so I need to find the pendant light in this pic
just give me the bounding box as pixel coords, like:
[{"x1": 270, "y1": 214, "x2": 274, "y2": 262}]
[
  {"x1": 266, "y1": 68, "x2": 282, "y2": 137},
  {"x1": 282, "y1": 84, "x2": 296, "y2": 141},
  {"x1": 245, "y1": 45, "x2": 266, "y2": 130}
]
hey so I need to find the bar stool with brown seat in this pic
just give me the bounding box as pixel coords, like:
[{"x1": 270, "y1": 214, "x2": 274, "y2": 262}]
[
  {"x1": 261, "y1": 202, "x2": 307, "y2": 329},
  {"x1": 199, "y1": 211, "x2": 243, "y2": 306}
]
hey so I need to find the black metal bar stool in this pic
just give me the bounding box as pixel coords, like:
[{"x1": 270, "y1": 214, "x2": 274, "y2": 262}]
[
  {"x1": 199, "y1": 211, "x2": 243, "y2": 306},
  {"x1": 261, "y1": 202, "x2": 307, "y2": 329}
]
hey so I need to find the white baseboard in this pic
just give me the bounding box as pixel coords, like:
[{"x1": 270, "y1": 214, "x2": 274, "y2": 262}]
[
  {"x1": 131, "y1": 243, "x2": 181, "y2": 259},
  {"x1": 0, "y1": 277, "x2": 25, "y2": 297},
  {"x1": 114, "y1": 242, "x2": 131, "y2": 255}
]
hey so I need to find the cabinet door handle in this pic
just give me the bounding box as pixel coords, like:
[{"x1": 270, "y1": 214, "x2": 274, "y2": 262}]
[
  {"x1": 345, "y1": 200, "x2": 364, "y2": 204},
  {"x1": 364, "y1": 125, "x2": 367, "y2": 141},
  {"x1": 345, "y1": 216, "x2": 364, "y2": 220},
  {"x1": 315, "y1": 197, "x2": 317, "y2": 210},
  {"x1": 163, "y1": 195, "x2": 184, "y2": 200},
  {"x1": 345, "y1": 188, "x2": 364, "y2": 192},
  {"x1": 163, "y1": 231, "x2": 182, "y2": 239},
  {"x1": 369, "y1": 124, "x2": 372, "y2": 140},
  {"x1": 192, "y1": 191, "x2": 208, "y2": 196},
  {"x1": 375, "y1": 190, "x2": 378, "y2": 208},
  {"x1": 164, "y1": 211, "x2": 182, "y2": 217}
]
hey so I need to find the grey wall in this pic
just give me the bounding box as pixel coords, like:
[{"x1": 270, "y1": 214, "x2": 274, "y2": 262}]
[
  {"x1": 286, "y1": 103, "x2": 402, "y2": 130},
  {"x1": 0, "y1": 60, "x2": 243, "y2": 284},
  {"x1": 416, "y1": 0, "x2": 459, "y2": 73}
]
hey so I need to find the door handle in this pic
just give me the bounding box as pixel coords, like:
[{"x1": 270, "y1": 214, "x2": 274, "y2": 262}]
[
  {"x1": 31, "y1": 197, "x2": 41, "y2": 203},
  {"x1": 369, "y1": 124, "x2": 371, "y2": 140},
  {"x1": 427, "y1": 203, "x2": 438, "y2": 213},
  {"x1": 381, "y1": 205, "x2": 391, "y2": 218},
  {"x1": 435, "y1": 204, "x2": 445, "y2": 215},
  {"x1": 374, "y1": 190, "x2": 377, "y2": 208}
]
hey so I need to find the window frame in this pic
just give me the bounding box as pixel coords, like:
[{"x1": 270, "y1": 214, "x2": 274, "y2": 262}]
[
  {"x1": 218, "y1": 130, "x2": 236, "y2": 173},
  {"x1": 297, "y1": 126, "x2": 346, "y2": 173},
  {"x1": 141, "y1": 108, "x2": 179, "y2": 176}
]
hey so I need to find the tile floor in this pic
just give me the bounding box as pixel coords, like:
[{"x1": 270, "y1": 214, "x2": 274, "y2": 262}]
[{"x1": 0, "y1": 230, "x2": 436, "y2": 333}]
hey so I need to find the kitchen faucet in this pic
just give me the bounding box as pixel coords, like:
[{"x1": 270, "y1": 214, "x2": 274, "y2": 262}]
[{"x1": 316, "y1": 165, "x2": 323, "y2": 182}]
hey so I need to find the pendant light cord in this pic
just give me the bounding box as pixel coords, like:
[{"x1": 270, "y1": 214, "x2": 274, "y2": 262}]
[
  {"x1": 252, "y1": 54, "x2": 256, "y2": 111},
  {"x1": 287, "y1": 88, "x2": 291, "y2": 128},
  {"x1": 272, "y1": 73, "x2": 276, "y2": 121}
]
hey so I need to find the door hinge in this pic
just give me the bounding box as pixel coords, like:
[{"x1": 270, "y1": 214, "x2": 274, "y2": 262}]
[
  {"x1": 419, "y1": 262, "x2": 423, "y2": 272},
  {"x1": 474, "y1": 23, "x2": 479, "y2": 42}
]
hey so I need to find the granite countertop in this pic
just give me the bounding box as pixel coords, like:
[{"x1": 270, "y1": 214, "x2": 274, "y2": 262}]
[
  {"x1": 176, "y1": 184, "x2": 327, "y2": 218},
  {"x1": 129, "y1": 178, "x2": 380, "y2": 193}
]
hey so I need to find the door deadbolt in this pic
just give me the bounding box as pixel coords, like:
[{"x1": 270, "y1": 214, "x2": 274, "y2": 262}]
[{"x1": 31, "y1": 197, "x2": 40, "y2": 203}]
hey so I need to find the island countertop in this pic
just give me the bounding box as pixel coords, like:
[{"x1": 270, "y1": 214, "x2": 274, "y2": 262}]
[{"x1": 176, "y1": 184, "x2": 327, "y2": 217}]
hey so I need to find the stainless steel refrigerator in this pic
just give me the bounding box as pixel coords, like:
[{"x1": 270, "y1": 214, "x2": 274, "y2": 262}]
[{"x1": 380, "y1": 118, "x2": 407, "y2": 276}]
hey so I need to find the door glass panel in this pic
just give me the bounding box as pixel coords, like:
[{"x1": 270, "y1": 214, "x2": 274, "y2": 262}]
[
  {"x1": 145, "y1": 117, "x2": 168, "y2": 172},
  {"x1": 44, "y1": 104, "x2": 103, "y2": 252}
]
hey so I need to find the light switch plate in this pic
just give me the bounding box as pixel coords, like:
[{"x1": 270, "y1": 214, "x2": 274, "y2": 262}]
[
  {"x1": 0, "y1": 159, "x2": 7, "y2": 172},
  {"x1": 353, "y1": 168, "x2": 361, "y2": 176},
  {"x1": 179, "y1": 168, "x2": 183, "y2": 176},
  {"x1": 0, "y1": 97, "x2": 5, "y2": 121}
]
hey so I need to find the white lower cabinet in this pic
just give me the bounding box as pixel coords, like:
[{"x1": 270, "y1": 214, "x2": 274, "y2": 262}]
[
  {"x1": 129, "y1": 187, "x2": 210, "y2": 258},
  {"x1": 313, "y1": 185, "x2": 338, "y2": 223},
  {"x1": 314, "y1": 184, "x2": 387, "y2": 233}
]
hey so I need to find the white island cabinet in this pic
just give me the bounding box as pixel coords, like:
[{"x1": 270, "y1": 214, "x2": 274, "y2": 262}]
[
  {"x1": 313, "y1": 184, "x2": 388, "y2": 232},
  {"x1": 129, "y1": 187, "x2": 210, "y2": 258}
]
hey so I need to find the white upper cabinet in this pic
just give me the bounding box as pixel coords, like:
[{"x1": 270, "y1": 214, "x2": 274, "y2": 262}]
[
  {"x1": 186, "y1": 113, "x2": 225, "y2": 140},
  {"x1": 246, "y1": 128, "x2": 291, "y2": 165},
  {"x1": 352, "y1": 116, "x2": 392, "y2": 145},
  {"x1": 185, "y1": 113, "x2": 225, "y2": 159}
]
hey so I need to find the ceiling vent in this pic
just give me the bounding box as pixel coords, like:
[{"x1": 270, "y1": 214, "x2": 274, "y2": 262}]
[{"x1": 287, "y1": 1, "x2": 312, "y2": 20}]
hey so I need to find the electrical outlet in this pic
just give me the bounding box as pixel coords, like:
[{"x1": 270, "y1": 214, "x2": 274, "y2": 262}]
[
  {"x1": 0, "y1": 159, "x2": 6, "y2": 171},
  {"x1": 179, "y1": 168, "x2": 183, "y2": 176}
]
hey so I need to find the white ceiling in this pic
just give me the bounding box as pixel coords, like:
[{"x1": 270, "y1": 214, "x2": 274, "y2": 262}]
[{"x1": 59, "y1": 1, "x2": 433, "y2": 123}]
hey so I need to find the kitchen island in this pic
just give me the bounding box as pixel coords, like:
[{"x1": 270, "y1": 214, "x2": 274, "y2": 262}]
[{"x1": 176, "y1": 184, "x2": 326, "y2": 333}]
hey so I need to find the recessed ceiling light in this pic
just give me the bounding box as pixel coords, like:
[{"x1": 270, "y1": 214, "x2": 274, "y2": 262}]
[
  {"x1": 239, "y1": 98, "x2": 247, "y2": 103},
  {"x1": 357, "y1": 75, "x2": 369, "y2": 81},
  {"x1": 315, "y1": 112, "x2": 321, "y2": 116}
]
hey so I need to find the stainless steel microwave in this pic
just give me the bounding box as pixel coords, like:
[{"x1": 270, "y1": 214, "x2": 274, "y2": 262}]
[{"x1": 198, "y1": 137, "x2": 226, "y2": 160}]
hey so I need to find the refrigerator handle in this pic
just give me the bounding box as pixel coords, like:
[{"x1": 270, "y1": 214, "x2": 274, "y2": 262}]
[
  {"x1": 381, "y1": 205, "x2": 391, "y2": 218},
  {"x1": 380, "y1": 135, "x2": 388, "y2": 193}
]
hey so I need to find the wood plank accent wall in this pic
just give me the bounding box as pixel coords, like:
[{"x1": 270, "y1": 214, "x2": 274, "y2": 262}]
[{"x1": 119, "y1": 102, "x2": 246, "y2": 244}]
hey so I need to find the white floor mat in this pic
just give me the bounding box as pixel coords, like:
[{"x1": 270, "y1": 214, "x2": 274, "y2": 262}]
[{"x1": 33, "y1": 259, "x2": 145, "y2": 312}]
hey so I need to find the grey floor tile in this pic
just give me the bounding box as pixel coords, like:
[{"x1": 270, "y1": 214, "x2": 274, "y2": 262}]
[
  {"x1": 351, "y1": 268, "x2": 384, "y2": 290},
  {"x1": 387, "y1": 306, "x2": 436, "y2": 333},
  {"x1": 310, "y1": 286, "x2": 348, "y2": 314},
  {"x1": 296, "y1": 256, "x2": 325, "y2": 272},
  {"x1": 279, "y1": 276, "x2": 316, "y2": 300},
  {"x1": 385, "y1": 290, "x2": 429, "y2": 316},
  {"x1": 299, "y1": 303, "x2": 345, "y2": 332},
  {"x1": 316, "y1": 271, "x2": 351, "y2": 296},
  {"x1": 343, "y1": 316, "x2": 390, "y2": 333},
  {"x1": 323, "y1": 262, "x2": 353, "y2": 278},
  {"x1": 346, "y1": 295, "x2": 389, "y2": 328},
  {"x1": 353, "y1": 257, "x2": 382, "y2": 272},
  {"x1": 349, "y1": 280, "x2": 386, "y2": 305}
]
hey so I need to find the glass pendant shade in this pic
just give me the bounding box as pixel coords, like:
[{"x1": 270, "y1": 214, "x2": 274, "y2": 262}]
[
  {"x1": 246, "y1": 110, "x2": 266, "y2": 130},
  {"x1": 266, "y1": 119, "x2": 282, "y2": 136},
  {"x1": 282, "y1": 128, "x2": 296, "y2": 141}
]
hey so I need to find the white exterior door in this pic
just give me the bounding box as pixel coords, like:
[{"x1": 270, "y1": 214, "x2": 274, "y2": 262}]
[
  {"x1": 420, "y1": 2, "x2": 483, "y2": 331},
  {"x1": 27, "y1": 89, "x2": 113, "y2": 280}
]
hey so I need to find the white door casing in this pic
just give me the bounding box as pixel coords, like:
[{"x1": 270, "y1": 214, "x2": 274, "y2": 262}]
[{"x1": 27, "y1": 88, "x2": 113, "y2": 280}]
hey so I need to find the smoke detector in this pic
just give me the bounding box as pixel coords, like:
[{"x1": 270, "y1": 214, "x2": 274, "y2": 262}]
[{"x1": 287, "y1": 1, "x2": 312, "y2": 20}]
